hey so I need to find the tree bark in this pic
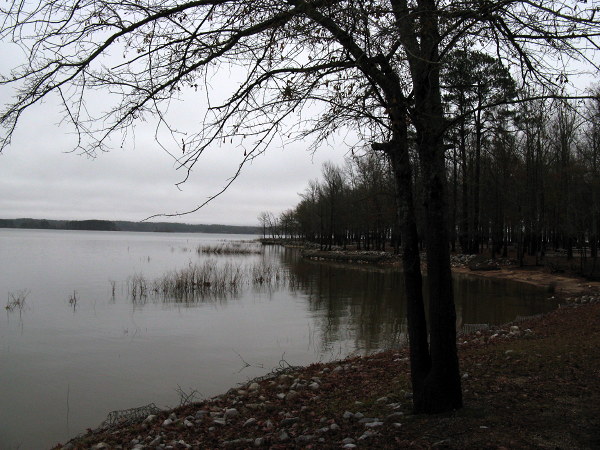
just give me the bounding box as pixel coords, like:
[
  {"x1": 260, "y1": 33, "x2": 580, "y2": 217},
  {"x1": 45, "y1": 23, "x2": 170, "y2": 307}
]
[
  {"x1": 379, "y1": 122, "x2": 431, "y2": 412},
  {"x1": 409, "y1": 0, "x2": 462, "y2": 412}
]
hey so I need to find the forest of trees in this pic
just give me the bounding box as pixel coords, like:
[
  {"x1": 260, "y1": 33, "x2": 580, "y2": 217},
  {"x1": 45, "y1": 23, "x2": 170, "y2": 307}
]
[{"x1": 262, "y1": 69, "x2": 600, "y2": 272}]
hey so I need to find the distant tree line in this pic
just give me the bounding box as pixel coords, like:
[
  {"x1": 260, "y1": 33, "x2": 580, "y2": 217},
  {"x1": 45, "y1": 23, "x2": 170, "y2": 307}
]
[{"x1": 0, "y1": 218, "x2": 260, "y2": 234}]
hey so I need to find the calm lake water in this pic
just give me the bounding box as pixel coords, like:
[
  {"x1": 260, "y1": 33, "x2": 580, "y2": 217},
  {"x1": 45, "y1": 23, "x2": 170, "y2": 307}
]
[{"x1": 0, "y1": 229, "x2": 555, "y2": 449}]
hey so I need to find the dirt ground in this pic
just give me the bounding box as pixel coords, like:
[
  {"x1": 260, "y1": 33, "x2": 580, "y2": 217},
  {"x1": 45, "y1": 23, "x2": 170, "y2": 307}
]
[{"x1": 56, "y1": 262, "x2": 600, "y2": 450}]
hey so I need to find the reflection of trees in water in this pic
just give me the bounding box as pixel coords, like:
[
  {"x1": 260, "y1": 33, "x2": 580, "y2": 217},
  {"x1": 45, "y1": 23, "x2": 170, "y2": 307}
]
[
  {"x1": 452, "y1": 275, "x2": 557, "y2": 326},
  {"x1": 281, "y1": 248, "x2": 555, "y2": 353},
  {"x1": 123, "y1": 245, "x2": 555, "y2": 351},
  {"x1": 124, "y1": 253, "x2": 291, "y2": 306},
  {"x1": 281, "y1": 248, "x2": 409, "y2": 353}
]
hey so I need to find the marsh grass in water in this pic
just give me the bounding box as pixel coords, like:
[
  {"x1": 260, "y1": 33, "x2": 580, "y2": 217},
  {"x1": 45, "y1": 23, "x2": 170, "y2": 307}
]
[
  {"x1": 5, "y1": 289, "x2": 29, "y2": 311},
  {"x1": 124, "y1": 260, "x2": 290, "y2": 302},
  {"x1": 155, "y1": 260, "x2": 244, "y2": 298},
  {"x1": 69, "y1": 290, "x2": 79, "y2": 310},
  {"x1": 128, "y1": 274, "x2": 149, "y2": 300},
  {"x1": 197, "y1": 241, "x2": 262, "y2": 255}
]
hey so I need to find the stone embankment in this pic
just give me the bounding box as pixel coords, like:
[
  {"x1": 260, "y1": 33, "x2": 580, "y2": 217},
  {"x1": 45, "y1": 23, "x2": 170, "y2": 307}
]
[
  {"x1": 301, "y1": 249, "x2": 399, "y2": 265},
  {"x1": 57, "y1": 357, "x2": 415, "y2": 449}
]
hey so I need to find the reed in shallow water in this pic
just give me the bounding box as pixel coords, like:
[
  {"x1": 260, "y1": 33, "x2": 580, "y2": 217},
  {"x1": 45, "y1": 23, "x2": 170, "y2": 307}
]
[
  {"x1": 124, "y1": 259, "x2": 292, "y2": 302},
  {"x1": 197, "y1": 241, "x2": 262, "y2": 255},
  {"x1": 5, "y1": 289, "x2": 29, "y2": 311}
]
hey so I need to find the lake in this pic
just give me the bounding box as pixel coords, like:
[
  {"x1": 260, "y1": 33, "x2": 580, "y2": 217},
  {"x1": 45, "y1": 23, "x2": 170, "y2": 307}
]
[{"x1": 0, "y1": 229, "x2": 555, "y2": 449}]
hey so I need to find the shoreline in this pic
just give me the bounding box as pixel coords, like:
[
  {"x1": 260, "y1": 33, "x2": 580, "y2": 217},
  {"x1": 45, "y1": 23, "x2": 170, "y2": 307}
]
[
  {"x1": 300, "y1": 246, "x2": 600, "y2": 298},
  {"x1": 55, "y1": 252, "x2": 600, "y2": 449},
  {"x1": 451, "y1": 264, "x2": 600, "y2": 297}
]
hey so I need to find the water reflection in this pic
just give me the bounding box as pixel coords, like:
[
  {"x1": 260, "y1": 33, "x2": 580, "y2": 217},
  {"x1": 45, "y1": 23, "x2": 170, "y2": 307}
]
[
  {"x1": 277, "y1": 246, "x2": 556, "y2": 353},
  {"x1": 124, "y1": 245, "x2": 556, "y2": 353},
  {"x1": 0, "y1": 231, "x2": 561, "y2": 449}
]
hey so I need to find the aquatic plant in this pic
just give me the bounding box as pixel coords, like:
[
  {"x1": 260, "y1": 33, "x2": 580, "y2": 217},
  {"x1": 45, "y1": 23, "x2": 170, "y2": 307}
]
[
  {"x1": 128, "y1": 274, "x2": 148, "y2": 300},
  {"x1": 68, "y1": 290, "x2": 78, "y2": 310},
  {"x1": 124, "y1": 259, "x2": 292, "y2": 303},
  {"x1": 5, "y1": 290, "x2": 29, "y2": 311},
  {"x1": 197, "y1": 241, "x2": 262, "y2": 255}
]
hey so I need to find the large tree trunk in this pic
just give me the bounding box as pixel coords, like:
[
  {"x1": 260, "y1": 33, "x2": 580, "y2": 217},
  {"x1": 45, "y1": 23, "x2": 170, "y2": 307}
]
[
  {"x1": 459, "y1": 121, "x2": 470, "y2": 253},
  {"x1": 409, "y1": 0, "x2": 462, "y2": 413},
  {"x1": 380, "y1": 121, "x2": 431, "y2": 411},
  {"x1": 416, "y1": 119, "x2": 463, "y2": 412}
]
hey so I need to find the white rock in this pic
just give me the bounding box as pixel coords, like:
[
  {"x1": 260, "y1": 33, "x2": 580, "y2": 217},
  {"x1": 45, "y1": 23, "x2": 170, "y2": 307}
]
[
  {"x1": 365, "y1": 421, "x2": 384, "y2": 428},
  {"x1": 358, "y1": 417, "x2": 378, "y2": 424},
  {"x1": 143, "y1": 414, "x2": 157, "y2": 424},
  {"x1": 195, "y1": 410, "x2": 209, "y2": 419},
  {"x1": 162, "y1": 418, "x2": 173, "y2": 427},
  {"x1": 359, "y1": 430, "x2": 378, "y2": 440},
  {"x1": 91, "y1": 444, "x2": 110, "y2": 450},
  {"x1": 243, "y1": 418, "x2": 257, "y2": 427},
  {"x1": 386, "y1": 412, "x2": 404, "y2": 421},
  {"x1": 148, "y1": 436, "x2": 162, "y2": 446},
  {"x1": 224, "y1": 408, "x2": 239, "y2": 419},
  {"x1": 249, "y1": 382, "x2": 260, "y2": 391},
  {"x1": 285, "y1": 390, "x2": 299, "y2": 402},
  {"x1": 279, "y1": 430, "x2": 290, "y2": 442}
]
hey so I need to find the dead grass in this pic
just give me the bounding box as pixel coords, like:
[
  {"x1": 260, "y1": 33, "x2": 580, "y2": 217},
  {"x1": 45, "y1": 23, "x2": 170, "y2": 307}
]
[
  {"x1": 124, "y1": 260, "x2": 290, "y2": 302},
  {"x1": 197, "y1": 241, "x2": 262, "y2": 255},
  {"x1": 5, "y1": 289, "x2": 29, "y2": 311}
]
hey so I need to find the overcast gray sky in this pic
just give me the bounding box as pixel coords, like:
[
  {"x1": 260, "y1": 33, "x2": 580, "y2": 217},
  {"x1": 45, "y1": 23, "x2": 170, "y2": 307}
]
[
  {"x1": 0, "y1": 50, "x2": 349, "y2": 227},
  {"x1": 1, "y1": 17, "x2": 596, "y2": 228}
]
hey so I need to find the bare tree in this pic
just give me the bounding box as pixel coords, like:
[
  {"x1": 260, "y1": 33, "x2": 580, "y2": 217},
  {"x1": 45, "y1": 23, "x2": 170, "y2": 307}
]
[{"x1": 2, "y1": 0, "x2": 600, "y2": 413}]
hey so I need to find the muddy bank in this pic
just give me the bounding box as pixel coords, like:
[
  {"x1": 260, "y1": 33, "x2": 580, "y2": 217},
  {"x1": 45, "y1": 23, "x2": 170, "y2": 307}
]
[{"x1": 452, "y1": 264, "x2": 600, "y2": 297}]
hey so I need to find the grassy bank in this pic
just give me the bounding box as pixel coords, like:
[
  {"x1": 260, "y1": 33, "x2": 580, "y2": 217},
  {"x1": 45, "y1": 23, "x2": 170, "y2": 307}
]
[{"x1": 56, "y1": 298, "x2": 600, "y2": 449}]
